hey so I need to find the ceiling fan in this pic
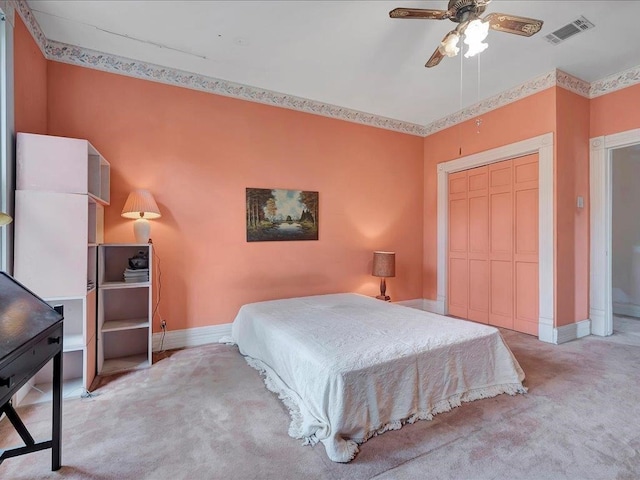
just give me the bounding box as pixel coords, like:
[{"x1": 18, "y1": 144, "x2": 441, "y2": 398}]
[{"x1": 389, "y1": 0, "x2": 544, "y2": 67}]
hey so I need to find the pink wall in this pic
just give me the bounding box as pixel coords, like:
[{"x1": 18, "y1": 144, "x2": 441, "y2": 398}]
[
  {"x1": 14, "y1": 16, "x2": 47, "y2": 134},
  {"x1": 422, "y1": 87, "x2": 594, "y2": 327},
  {"x1": 46, "y1": 62, "x2": 424, "y2": 331},
  {"x1": 422, "y1": 88, "x2": 557, "y2": 301},
  {"x1": 13, "y1": 12, "x2": 640, "y2": 333},
  {"x1": 591, "y1": 84, "x2": 640, "y2": 137},
  {"x1": 555, "y1": 88, "x2": 590, "y2": 325}
]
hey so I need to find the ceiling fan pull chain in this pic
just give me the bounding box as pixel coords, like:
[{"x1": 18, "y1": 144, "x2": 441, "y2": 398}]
[
  {"x1": 459, "y1": 47, "x2": 464, "y2": 156},
  {"x1": 477, "y1": 54, "x2": 482, "y2": 134},
  {"x1": 477, "y1": 53, "x2": 480, "y2": 104},
  {"x1": 459, "y1": 47, "x2": 464, "y2": 112}
]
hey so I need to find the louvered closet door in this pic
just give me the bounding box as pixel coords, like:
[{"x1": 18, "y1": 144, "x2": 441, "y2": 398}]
[
  {"x1": 513, "y1": 154, "x2": 539, "y2": 335},
  {"x1": 448, "y1": 171, "x2": 469, "y2": 319},
  {"x1": 489, "y1": 161, "x2": 514, "y2": 329}
]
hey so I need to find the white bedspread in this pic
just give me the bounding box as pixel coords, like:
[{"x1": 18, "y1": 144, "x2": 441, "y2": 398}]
[{"x1": 225, "y1": 293, "x2": 526, "y2": 462}]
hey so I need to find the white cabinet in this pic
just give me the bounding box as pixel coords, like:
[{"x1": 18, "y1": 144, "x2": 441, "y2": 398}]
[
  {"x1": 98, "y1": 244, "x2": 153, "y2": 375},
  {"x1": 14, "y1": 133, "x2": 109, "y2": 405},
  {"x1": 17, "y1": 132, "x2": 110, "y2": 204},
  {"x1": 15, "y1": 191, "x2": 92, "y2": 297}
]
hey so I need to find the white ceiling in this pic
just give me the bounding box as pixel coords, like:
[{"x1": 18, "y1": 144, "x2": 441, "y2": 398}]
[{"x1": 25, "y1": 1, "x2": 640, "y2": 128}]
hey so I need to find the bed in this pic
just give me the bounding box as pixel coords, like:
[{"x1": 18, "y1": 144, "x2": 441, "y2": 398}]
[{"x1": 223, "y1": 293, "x2": 526, "y2": 462}]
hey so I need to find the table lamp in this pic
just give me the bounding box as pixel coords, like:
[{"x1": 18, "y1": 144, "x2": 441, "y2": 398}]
[
  {"x1": 121, "y1": 189, "x2": 161, "y2": 244},
  {"x1": 0, "y1": 212, "x2": 12, "y2": 226},
  {"x1": 372, "y1": 251, "x2": 395, "y2": 301}
]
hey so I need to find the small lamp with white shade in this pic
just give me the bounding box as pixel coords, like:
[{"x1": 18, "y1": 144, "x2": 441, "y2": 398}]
[{"x1": 121, "y1": 189, "x2": 161, "y2": 244}]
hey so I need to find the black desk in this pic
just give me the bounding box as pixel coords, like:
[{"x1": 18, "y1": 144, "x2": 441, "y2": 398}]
[{"x1": 0, "y1": 272, "x2": 63, "y2": 471}]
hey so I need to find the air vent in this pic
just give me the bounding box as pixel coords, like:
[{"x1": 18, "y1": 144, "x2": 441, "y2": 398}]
[{"x1": 545, "y1": 16, "x2": 595, "y2": 45}]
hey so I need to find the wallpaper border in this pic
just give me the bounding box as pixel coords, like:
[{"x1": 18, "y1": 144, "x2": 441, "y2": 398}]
[
  {"x1": 12, "y1": 0, "x2": 640, "y2": 137},
  {"x1": 590, "y1": 64, "x2": 640, "y2": 98},
  {"x1": 12, "y1": 0, "x2": 46, "y2": 55},
  {"x1": 44, "y1": 39, "x2": 427, "y2": 137}
]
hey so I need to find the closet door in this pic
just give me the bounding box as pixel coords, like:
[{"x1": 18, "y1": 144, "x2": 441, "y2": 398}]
[
  {"x1": 467, "y1": 166, "x2": 489, "y2": 323},
  {"x1": 447, "y1": 156, "x2": 538, "y2": 335},
  {"x1": 448, "y1": 171, "x2": 468, "y2": 318},
  {"x1": 489, "y1": 161, "x2": 514, "y2": 329},
  {"x1": 513, "y1": 154, "x2": 539, "y2": 335}
]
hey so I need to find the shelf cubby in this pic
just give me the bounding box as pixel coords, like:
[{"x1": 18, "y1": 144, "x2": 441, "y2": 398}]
[
  {"x1": 14, "y1": 132, "x2": 109, "y2": 406},
  {"x1": 19, "y1": 351, "x2": 86, "y2": 405},
  {"x1": 97, "y1": 244, "x2": 153, "y2": 376}
]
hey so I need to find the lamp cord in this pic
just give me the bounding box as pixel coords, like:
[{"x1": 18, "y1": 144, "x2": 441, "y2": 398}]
[{"x1": 152, "y1": 246, "x2": 165, "y2": 352}]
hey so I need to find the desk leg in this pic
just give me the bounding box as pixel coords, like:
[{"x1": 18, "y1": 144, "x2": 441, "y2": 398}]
[
  {"x1": 1, "y1": 402, "x2": 35, "y2": 445},
  {"x1": 51, "y1": 350, "x2": 62, "y2": 471}
]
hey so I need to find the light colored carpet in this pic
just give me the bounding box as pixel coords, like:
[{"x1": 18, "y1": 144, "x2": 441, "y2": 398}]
[{"x1": 1, "y1": 317, "x2": 640, "y2": 479}]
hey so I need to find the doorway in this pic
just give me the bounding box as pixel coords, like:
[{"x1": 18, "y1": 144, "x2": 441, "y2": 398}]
[
  {"x1": 612, "y1": 145, "x2": 640, "y2": 319},
  {"x1": 589, "y1": 128, "x2": 640, "y2": 336}
]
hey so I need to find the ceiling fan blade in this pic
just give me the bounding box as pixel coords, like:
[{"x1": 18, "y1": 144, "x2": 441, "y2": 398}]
[
  {"x1": 389, "y1": 8, "x2": 452, "y2": 20},
  {"x1": 425, "y1": 27, "x2": 464, "y2": 68},
  {"x1": 483, "y1": 13, "x2": 544, "y2": 37},
  {"x1": 425, "y1": 47, "x2": 445, "y2": 68}
]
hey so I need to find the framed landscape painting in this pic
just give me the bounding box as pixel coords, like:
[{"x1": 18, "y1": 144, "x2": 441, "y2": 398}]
[{"x1": 246, "y1": 188, "x2": 318, "y2": 242}]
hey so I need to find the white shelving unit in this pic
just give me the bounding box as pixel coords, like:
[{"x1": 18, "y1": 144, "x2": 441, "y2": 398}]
[
  {"x1": 14, "y1": 133, "x2": 110, "y2": 405},
  {"x1": 98, "y1": 244, "x2": 153, "y2": 375},
  {"x1": 16, "y1": 132, "x2": 110, "y2": 203}
]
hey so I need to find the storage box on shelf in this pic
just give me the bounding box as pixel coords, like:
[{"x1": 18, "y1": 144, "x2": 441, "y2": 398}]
[
  {"x1": 13, "y1": 133, "x2": 110, "y2": 405},
  {"x1": 98, "y1": 244, "x2": 153, "y2": 375},
  {"x1": 17, "y1": 132, "x2": 110, "y2": 203}
]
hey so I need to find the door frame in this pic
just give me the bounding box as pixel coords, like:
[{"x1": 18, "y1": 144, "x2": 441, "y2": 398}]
[
  {"x1": 589, "y1": 127, "x2": 640, "y2": 336},
  {"x1": 436, "y1": 132, "x2": 555, "y2": 343},
  {"x1": 0, "y1": 8, "x2": 15, "y2": 274}
]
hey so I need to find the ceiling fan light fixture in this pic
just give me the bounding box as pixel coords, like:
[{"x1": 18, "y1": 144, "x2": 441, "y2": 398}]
[
  {"x1": 463, "y1": 18, "x2": 489, "y2": 57},
  {"x1": 438, "y1": 32, "x2": 461, "y2": 57},
  {"x1": 389, "y1": 1, "x2": 543, "y2": 68}
]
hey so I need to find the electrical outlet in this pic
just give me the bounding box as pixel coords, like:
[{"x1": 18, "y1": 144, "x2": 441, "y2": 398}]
[{"x1": 160, "y1": 319, "x2": 167, "y2": 330}]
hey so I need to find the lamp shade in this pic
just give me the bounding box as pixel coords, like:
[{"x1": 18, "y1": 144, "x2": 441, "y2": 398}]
[
  {"x1": 121, "y1": 189, "x2": 161, "y2": 219},
  {"x1": 372, "y1": 251, "x2": 395, "y2": 278},
  {"x1": 0, "y1": 212, "x2": 12, "y2": 226}
]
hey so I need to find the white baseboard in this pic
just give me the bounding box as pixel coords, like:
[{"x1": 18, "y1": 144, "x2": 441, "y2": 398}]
[
  {"x1": 153, "y1": 323, "x2": 232, "y2": 351},
  {"x1": 538, "y1": 323, "x2": 555, "y2": 344},
  {"x1": 613, "y1": 302, "x2": 640, "y2": 318},
  {"x1": 394, "y1": 299, "x2": 424, "y2": 310},
  {"x1": 153, "y1": 298, "x2": 432, "y2": 350},
  {"x1": 422, "y1": 298, "x2": 445, "y2": 314},
  {"x1": 553, "y1": 319, "x2": 591, "y2": 344},
  {"x1": 396, "y1": 298, "x2": 445, "y2": 313},
  {"x1": 415, "y1": 298, "x2": 591, "y2": 345},
  {"x1": 151, "y1": 312, "x2": 592, "y2": 351},
  {"x1": 589, "y1": 307, "x2": 607, "y2": 336}
]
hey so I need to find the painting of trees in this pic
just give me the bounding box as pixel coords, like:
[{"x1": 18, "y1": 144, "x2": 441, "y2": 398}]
[
  {"x1": 299, "y1": 191, "x2": 318, "y2": 226},
  {"x1": 246, "y1": 188, "x2": 274, "y2": 227},
  {"x1": 246, "y1": 188, "x2": 319, "y2": 242}
]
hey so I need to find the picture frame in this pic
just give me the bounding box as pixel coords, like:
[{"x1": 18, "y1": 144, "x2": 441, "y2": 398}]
[{"x1": 246, "y1": 188, "x2": 318, "y2": 242}]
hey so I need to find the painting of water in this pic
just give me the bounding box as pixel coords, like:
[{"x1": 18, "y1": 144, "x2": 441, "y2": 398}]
[{"x1": 246, "y1": 188, "x2": 319, "y2": 242}]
